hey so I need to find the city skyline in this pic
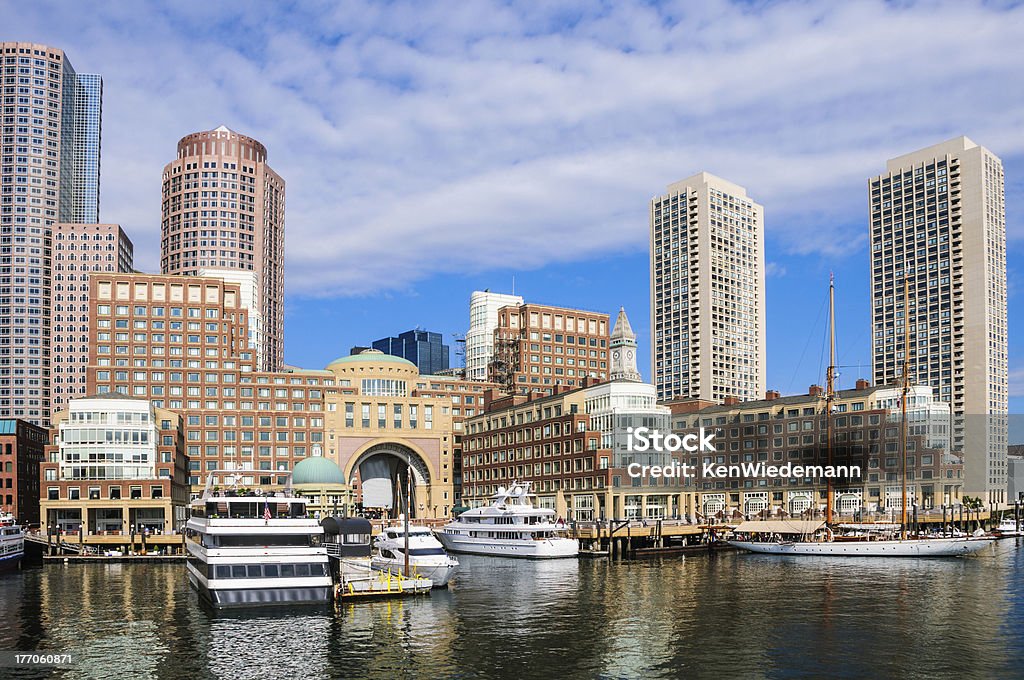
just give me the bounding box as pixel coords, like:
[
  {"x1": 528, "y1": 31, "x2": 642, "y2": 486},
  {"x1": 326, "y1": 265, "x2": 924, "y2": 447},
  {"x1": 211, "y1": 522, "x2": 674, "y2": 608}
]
[{"x1": 4, "y1": 1, "x2": 1022, "y2": 419}]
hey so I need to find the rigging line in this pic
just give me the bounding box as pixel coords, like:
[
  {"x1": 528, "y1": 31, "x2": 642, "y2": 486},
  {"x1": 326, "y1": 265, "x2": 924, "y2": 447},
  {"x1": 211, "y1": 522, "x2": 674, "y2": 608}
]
[{"x1": 786, "y1": 289, "x2": 829, "y2": 395}]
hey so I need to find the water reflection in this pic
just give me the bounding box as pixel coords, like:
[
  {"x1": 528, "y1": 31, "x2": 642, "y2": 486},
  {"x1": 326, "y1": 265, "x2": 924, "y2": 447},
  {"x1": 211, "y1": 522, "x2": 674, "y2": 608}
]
[{"x1": 0, "y1": 544, "x2": 1019, "y2": 679}]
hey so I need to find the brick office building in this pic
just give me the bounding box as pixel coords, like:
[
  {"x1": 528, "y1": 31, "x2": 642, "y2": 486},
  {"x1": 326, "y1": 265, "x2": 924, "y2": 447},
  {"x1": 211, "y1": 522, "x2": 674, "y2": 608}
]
[{"x1": 0, "y1": 419, "x2": 47, "y2": 525}]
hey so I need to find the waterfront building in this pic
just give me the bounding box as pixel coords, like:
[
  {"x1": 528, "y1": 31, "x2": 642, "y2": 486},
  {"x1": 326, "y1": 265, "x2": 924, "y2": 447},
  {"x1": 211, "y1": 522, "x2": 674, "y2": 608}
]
[
  {"x1": 463, "y1": 376, "x2": 685, "y2": 522},
  {"x1": 40, "y1": 395, "x2": 189, "y2": 535},
  {"x1": 84, "y1": 273, "x2": 325, "y2": 495},
  {"x1": 649, "y1": 172, "x2": 766, "y2": 403},
  {"x1": 0, "y1": 42, "x2": 104, "y2": 425},
  {"x1": 869, "y1": 137, "x2": 1007, "y2": 504},
  {"x1": 668, "y1": 380, "x2": 961, "y2": 518},
  {"x1": 160, "y1": 126, "x2": 285, "y2": 372},
  {"x1": 489, "y1": 302, "x2": 609, "y2": 395},
  {"x1": 373, "y1": 329, "x2": 450, "y2": 376},
  {"x1": 51, "y1": 223, "x2": 134, "y2": 416},
  {"x1": 464, "y1": 309, "x2": 678, "y2": 520},
  {"x1": 465, "y1": 290, "x2": 522, "y2": 381},
  {"x1": 0, "y1": 419, "x2": 47, "y2": 526},
  {"x1": 1008, "y1": 446, "x2": 1024, "y2": 503},
  {"x1": 321, "y1": 350, "x2": 459, "y2": 519}
]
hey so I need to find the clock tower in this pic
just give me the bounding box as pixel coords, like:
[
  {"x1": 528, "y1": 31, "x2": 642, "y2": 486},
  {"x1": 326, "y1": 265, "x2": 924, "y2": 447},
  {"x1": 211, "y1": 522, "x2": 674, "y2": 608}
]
[{"x1": 609, "y1": 307, "x2": 642, "y2": 383}]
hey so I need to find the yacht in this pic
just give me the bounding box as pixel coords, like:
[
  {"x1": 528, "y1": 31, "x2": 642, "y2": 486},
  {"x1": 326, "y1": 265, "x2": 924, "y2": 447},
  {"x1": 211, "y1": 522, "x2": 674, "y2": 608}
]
[
  {"x1": 437, "y1": 482, "x2": 579, "y2": 559},
  {"x1": 185, "y1": 471, "x2": 331, "y2": 608},
  {"x1": 994, "y1": 518, "x2": 1024, "y2": 537},
  {"x1": 0, "y1": 512, "x2": 23, "y2": 572},
  {"x1": 372, "y1": 523, "x2": 459, "y2": 587},
  {"x1": 729, "y1": 519, "x2": 995, "y2": 557}
]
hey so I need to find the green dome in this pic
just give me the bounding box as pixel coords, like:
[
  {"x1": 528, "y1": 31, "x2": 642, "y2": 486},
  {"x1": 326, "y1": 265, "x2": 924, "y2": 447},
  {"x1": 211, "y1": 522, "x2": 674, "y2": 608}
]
[
  {"x1": 326, "y1": 349, "x2": 416, "y2": 370},
  {"x1": 292, "y1": 456, "x2": 346, "y2": 486}
]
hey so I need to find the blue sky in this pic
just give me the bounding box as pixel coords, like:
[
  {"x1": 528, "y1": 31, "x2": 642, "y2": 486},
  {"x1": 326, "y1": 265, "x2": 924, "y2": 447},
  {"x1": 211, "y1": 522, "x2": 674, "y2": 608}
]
[{"x1": 5, "y1": 0, "x2": 1024, "y2": 420}]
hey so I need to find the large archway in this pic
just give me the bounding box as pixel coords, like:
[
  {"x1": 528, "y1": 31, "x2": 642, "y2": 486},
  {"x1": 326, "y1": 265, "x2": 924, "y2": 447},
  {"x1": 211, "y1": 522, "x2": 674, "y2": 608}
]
[{"x1": 348, "y1": 443, "x2": 432, "y2": 519}]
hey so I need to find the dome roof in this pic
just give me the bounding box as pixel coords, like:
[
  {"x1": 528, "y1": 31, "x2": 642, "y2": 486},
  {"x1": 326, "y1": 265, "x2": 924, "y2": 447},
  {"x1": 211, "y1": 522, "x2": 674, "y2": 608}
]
[
  {"x1": 292, "y1": 456, "x2": 346, "y2": 486},
  {"x1": 326, "y1": 348, "x2": 416, "y2": 370}
]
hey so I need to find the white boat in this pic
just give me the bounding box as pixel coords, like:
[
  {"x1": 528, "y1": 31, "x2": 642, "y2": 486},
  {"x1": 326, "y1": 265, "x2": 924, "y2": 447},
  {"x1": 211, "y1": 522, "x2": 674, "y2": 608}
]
[
  {"x1": 437, "y1": 482, "x2": 579, "y2": 559},
  {"x1": 185, "y1": 471, "x2": 331, "y2": 608},
  {"x1": 729, "y1": 520, "x2": 995, "y2": 557},
  {"x1": 372, "y1": 524, "x2": 458, "y2": 587},
  {"x1": 0, "y1": 512, "x2": 24, "y2": 572},
  {"x1": 994, "y1": 518, "x2": 1024, "y2": 537}
]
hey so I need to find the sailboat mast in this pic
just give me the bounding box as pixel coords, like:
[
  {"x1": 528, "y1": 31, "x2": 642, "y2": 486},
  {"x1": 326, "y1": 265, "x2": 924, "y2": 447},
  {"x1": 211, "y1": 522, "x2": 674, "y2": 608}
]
[
  {"x1": 826, "y1": 274, "x2": 836, "y2": 525},
  {"x1": 900, "y1": 277, "x2": 910, "y2": 541}
]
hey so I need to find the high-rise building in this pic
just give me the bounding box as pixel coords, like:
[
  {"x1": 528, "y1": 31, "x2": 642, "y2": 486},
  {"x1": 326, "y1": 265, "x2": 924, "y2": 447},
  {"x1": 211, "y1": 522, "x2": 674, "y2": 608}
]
[
  {"x1": 71, "y1": 73, "x2": 102, "y2": 223},
  {"x1": 489, "y1": 302, "x2": 609, "y2": 395},
  {"x1": 0, "y1": 42, "x2": 104, "y2": 425},
  {"x1": 372, "y1": 329, "x2": 450, "y2": 375},
  {"x1": 869, "y1": 136, "x2": 1007, "y2": 503},
  {"x1": 85, "y1": 273, "x2": 319, "y2": 495},
  {"x1": 465, "y1": 290, "x2": 522, "y2": 381},
  {"x1": 51, "y1": 223, "x2": 133, "y2": 417},
  {"x1": 160, "y1": 126, "x2": 285, "y2": 372},
  {"x1": 649, "y1": 172, "x2": 766, "y2": 404}
]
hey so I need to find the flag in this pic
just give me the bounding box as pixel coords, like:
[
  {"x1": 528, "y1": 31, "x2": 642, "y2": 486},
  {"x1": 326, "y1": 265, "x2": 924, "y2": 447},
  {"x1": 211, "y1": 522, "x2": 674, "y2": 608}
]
[{"x1": 263, "y1": 499, "x2": 272, "y2": 523}]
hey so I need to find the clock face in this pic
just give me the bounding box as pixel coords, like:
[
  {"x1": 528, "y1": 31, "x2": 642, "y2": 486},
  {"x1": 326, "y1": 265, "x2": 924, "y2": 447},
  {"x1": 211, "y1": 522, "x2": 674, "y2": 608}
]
[
  {"x1": 612, "y1": 350, "x2": 620, "y2": 360},
  {"x1": 627, "y1": 350, "x2": 634, "y2": 360}
]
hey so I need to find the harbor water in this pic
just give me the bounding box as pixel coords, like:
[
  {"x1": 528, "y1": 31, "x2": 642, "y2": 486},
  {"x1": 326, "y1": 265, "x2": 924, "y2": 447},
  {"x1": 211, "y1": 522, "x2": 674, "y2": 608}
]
[{"x1": 2, "y1": 541, "x2": 1023, "y2": 679}]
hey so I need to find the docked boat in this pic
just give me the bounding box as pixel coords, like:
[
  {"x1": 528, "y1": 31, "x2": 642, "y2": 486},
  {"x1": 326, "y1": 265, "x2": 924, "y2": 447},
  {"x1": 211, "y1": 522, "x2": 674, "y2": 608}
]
[
  {"x1": 994, "y1": 518, "x2": 1024, "y2": 537},
  {"x1": 0, "y1": 512, "x2": 24, "y2": 572},
  {"x1": 728, "y1": 277, "x2": 995, "y2": 559},
  {"x1": 437, "y1": 482, "x2": 579, "y2": 558},
  {"x1": 729, "y1": 520, "x2": 995, "y2": 557},
  {"x1": 372, "y1": 523, "x2": 459, "y2": 587},
  {"x1": 185, "y1": 471, "x2": 331, "y2": 608}
]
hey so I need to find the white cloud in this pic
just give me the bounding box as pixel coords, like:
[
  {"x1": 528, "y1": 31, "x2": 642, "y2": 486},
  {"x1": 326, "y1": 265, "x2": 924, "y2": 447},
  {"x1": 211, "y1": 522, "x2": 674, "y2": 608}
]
[{"x1": 5, "y1": 0, "x2": 1023, "y2": 296}]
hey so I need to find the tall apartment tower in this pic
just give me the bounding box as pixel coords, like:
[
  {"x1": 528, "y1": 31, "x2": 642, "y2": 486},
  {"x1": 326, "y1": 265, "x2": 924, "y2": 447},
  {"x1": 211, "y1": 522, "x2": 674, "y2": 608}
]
[
  {"x1": 465, "y1": 290, "x2": 523, "y2": 381},
  {"x1": 70, "y1": 73, "x2": 102, "y2": 223},
  {"x1": 0, "y1": 42, "x2": 104, "y2": 425},
  {"x1": 160, "y1": 126, "x2": 285, "y2": 372},
  {"x1": 869, "y1": 137, "x2": 1007, "y2": 503},
  {"x1": 649, "y1": 172, "x2": 766, "y2": 404},
  {"x1": 51, "y1": 223, "x2": 133, "y2": 415}
]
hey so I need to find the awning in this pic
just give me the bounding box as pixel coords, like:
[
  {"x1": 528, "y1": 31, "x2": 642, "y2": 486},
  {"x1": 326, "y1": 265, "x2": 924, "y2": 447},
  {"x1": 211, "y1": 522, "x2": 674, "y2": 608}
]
[{"x1": 733, "y1": 520, "x2": 825, "y2": 535}]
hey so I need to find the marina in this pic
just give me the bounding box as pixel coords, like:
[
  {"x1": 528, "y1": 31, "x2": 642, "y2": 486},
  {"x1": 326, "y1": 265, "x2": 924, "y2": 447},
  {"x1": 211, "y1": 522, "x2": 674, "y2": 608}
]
[{"x1": 1, "y1": 541, "x2": 1022, "y2": 678}]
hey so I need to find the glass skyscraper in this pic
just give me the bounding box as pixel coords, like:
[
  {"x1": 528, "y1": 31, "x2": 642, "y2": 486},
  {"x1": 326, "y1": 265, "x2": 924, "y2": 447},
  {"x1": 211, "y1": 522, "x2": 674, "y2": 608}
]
[
  {"x1": 0, "y1": 43, "x2": 104, "y2": 426},
  {"x1": 71, "y1": 73, "x2": 103, "y2": 223},
  {"x1": 373, "y1": 330, "x2": 450, "y2": 376}
]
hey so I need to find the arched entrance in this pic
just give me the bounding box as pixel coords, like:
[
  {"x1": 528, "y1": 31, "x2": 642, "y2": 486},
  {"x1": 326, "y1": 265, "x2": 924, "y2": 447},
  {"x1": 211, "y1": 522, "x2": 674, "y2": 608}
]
[{"x1": 348, "y1": 443, "x2": 432, "y2": 519}]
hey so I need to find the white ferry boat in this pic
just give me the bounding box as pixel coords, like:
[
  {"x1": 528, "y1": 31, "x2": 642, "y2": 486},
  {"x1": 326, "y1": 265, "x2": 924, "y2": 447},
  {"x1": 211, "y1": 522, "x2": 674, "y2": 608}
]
[
  {"x1": 185, "y1": 471, "x2": 331, "y2": 608},
  {"x1": 437, "y1": 482, "x2": 579, "y2": 559},
  {"x1": 372, "y1": 523, "x2": 459, "y2": 587},
  {"x1": 0, "y1": 512, "x2": 23, "y2": 572}
]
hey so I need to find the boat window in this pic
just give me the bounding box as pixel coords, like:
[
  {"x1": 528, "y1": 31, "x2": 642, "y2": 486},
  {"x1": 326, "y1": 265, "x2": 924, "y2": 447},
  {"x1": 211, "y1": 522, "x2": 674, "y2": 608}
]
[
  {"x1": 263, "y1": 564, "x2": 279, "y2": 578},
  {"x1": 246, "y1": 565, "x2": 262, "y2": 578},
  {"x1": 343, "y1": 533, "x2": 370, "y2": 545},
  {"x1": 215, "y1": 566, "x2": 231, "y2": 579},
  {"x1": 295, "y1": 564, "x2": 311, "y2": 577},
  {"x1": 231, "y1": 565, "x2": 246, "y2": 578},
  {"x1": 280, "y1": 564, "x2": 295, "y2": 578}
]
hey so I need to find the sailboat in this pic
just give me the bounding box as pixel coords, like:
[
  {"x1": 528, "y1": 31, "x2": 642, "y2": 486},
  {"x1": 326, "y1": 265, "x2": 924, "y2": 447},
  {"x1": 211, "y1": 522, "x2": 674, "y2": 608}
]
[{"x1": 729, "y1": 276, "x2": 995, "y2": 557}]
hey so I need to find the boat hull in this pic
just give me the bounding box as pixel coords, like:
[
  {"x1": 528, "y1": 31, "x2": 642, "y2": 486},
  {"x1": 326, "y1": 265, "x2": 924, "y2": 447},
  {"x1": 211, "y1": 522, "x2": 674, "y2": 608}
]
[
  {"x1": 436, "y1": 532, "x2": 578, "y2": 559},
  {"x1": 0, "y1": 550, "x2": 23, "y2": 572},
  {"x1": 187, "y1": 569, "x2": 331, "y2": 608},
  {"x1": 730, "y1": 536, "x2": 995, "y2": 557},
  {"x1": 371, "y1": 557, "x2": 457, "y2": 587}
]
